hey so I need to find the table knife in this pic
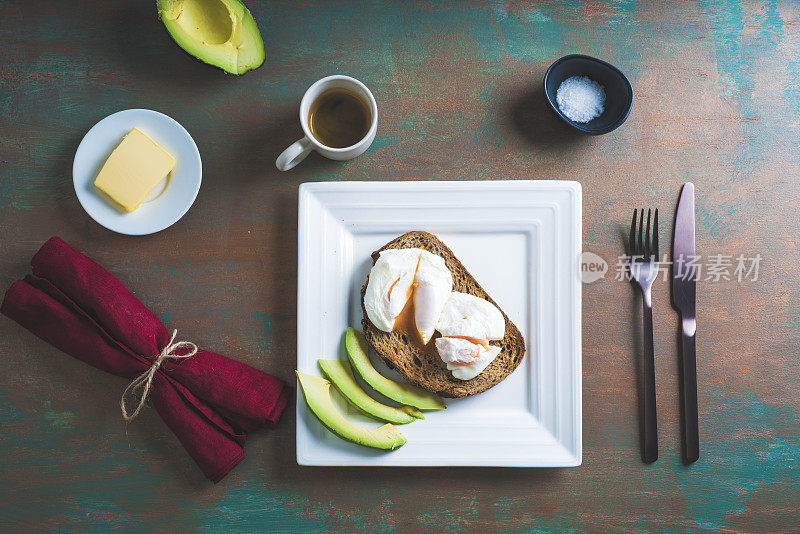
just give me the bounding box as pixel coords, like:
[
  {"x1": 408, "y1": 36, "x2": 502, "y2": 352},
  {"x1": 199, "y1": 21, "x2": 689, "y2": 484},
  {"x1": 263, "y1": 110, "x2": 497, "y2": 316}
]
[{"x1": 672, "y1": 182, "x2": 699, "y2": 464}]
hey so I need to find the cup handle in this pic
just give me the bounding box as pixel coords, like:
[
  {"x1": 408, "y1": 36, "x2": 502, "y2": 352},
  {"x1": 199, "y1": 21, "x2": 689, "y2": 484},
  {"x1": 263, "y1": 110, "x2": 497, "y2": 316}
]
[{"x1": 276, "y1": 137, "x2": 313, "y2": 171}]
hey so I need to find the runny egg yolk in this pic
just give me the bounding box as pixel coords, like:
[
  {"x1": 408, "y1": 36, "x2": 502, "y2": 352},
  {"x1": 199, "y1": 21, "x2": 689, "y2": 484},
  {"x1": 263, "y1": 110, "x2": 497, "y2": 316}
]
[
  {"x1": 389, "y1": 257, "x2": 431, "y2": 349},
  {"x1": 365, "y1": 248, "x2": 454, "y2": 349},
  {"x1": 386, "y1": 275, "x2": 402, "y2": 301},
  {"x1": 393, "y1": 289, "x2": 426, "y2": 348},
  {"x1": 387, "y1": 257, "x2": 418, "y2": 302}
]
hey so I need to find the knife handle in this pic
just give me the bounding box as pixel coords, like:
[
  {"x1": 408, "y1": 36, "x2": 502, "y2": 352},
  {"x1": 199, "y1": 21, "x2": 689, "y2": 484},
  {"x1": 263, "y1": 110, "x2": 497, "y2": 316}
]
[
  {"x1": 680, "y1": 326, "x2": 699, "y2": 463},
  {"x1": 642, "y1": 301, "x2": 658, "y2": 464}
]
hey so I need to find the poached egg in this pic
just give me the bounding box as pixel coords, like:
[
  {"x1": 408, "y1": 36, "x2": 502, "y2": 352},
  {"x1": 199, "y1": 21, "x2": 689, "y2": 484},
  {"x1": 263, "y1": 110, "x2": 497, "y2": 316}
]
[
  {"x1": 363, "y1": 248, "x2": 506, "y2": 382},
  {"x1": 434, "y1": 292, "x2": 505, "y2": 380},
  {"x1": 363, "y1": 248, "x2": 453, "y2": 344}
]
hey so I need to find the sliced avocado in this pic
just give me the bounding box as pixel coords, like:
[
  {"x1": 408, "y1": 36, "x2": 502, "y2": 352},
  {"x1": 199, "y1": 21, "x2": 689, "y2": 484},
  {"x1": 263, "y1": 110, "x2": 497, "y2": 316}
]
[
  {"x1": 400, "y1": 405, "x2": 425, "y2": 419},
  {"x1": 346, "y1": 328, "x2": 446, "y2": 411},
  {"x1": 296, "y1": 371, "x2": 407, "y2": 450},
  {"x1": 318, "y1": 359, "x2": 422, "y2": 425},
  {"x1": 157, "y1": 0, "x2": 265, "y2": 75}
]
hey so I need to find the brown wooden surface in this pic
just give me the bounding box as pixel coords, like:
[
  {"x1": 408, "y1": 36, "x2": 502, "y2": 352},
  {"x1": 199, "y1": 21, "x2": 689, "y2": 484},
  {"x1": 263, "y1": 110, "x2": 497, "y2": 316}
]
[{"x1": 1, "y1": 1, "x2": 799, "y2": 532}]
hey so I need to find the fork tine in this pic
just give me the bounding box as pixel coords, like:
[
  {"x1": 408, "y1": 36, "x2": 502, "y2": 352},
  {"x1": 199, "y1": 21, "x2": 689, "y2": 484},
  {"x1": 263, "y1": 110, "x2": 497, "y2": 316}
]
[
  {"x1": 653, "y1": 209, "x2": 659, "y2": 258},
  {"x1": 645, "y1": 208, "x2": 652, "y2": 258},
  {"x1": 629, "y1": 209, "x2": 637, "y2": 255},
  {"x1": 638, "y1": 208, "x2": 644, "y2": 258}
]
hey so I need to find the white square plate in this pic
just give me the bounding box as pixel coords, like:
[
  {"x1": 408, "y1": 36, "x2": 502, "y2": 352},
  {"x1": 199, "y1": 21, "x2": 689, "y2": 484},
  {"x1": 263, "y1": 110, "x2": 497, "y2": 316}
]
[{"x1": 297, "y1": 181, "x2": 582, "y2": 466}]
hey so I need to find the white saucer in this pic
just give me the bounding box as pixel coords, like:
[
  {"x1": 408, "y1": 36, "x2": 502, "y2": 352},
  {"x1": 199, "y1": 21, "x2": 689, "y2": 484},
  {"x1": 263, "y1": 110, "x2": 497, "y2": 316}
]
[{"x1": 73, "y1": 109, "x2": 202, "y2": 235}]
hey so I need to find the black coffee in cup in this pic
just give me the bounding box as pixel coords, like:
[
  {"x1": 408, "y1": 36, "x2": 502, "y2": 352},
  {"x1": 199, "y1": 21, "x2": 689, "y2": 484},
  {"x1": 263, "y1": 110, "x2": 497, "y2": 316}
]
[{"x1": 308, "y1": 89, "x2": 371, "y2": 148}]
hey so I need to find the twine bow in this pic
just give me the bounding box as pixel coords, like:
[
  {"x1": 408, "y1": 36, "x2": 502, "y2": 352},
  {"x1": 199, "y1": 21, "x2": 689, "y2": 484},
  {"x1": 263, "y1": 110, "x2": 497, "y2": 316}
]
[{"x1": 121, "y1": 329, "x2": 198, "y2": 421}]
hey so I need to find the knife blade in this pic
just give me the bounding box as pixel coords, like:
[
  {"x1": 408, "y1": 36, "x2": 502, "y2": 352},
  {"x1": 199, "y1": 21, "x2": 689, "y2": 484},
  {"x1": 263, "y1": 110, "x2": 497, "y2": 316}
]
[{"x1": 672, "y1": 182, "x2": 699, "y2": 464}]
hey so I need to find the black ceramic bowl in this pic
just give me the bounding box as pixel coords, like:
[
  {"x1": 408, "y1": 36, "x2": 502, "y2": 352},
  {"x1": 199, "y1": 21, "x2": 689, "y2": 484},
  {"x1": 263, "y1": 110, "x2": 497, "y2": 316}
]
[{"x1": 544, "y1": 54, "x2": 633, "y2": 135}]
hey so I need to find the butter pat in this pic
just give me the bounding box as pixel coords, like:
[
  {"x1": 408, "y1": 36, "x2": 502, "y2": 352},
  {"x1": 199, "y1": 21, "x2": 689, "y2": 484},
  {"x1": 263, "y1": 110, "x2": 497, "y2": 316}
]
[{"x1": 94, "y1": 128, "x2": 175, "y2": 212}]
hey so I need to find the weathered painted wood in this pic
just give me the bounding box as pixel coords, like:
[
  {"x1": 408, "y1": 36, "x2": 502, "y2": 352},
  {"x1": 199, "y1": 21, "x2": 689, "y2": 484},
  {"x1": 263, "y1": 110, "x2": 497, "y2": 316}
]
[{"x1": 1, "y1": 0, "x2": 798, "y2": 531}]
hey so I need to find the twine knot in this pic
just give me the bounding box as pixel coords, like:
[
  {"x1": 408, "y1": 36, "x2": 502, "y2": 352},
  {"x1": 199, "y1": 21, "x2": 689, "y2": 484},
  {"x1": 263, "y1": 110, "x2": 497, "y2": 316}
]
[{"x1": 121, "y1": 329, "x2": 197, "y2": 421}]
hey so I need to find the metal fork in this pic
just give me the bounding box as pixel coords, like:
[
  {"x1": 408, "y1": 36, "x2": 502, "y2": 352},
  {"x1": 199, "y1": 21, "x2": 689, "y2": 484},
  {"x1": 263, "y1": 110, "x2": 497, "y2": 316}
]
[{"x1": 629, "y1": 208, "x2": 659, "y2": 464}]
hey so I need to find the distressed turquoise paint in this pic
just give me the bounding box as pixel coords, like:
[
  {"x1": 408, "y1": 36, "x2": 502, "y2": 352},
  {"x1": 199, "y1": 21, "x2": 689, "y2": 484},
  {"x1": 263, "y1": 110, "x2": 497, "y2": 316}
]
[
  {"x1": 160, "y1": 312, "x2": 173, "y2": 325},
  {"x1": 472, "y1": 115, "x2": 502, "y2": 149},
  {"x1": 477, "y1": 79, "x2": 498, "y2": 103},
  {"x1": 1, "y1": 0, "x2": 800, "y2": 531},
  {"x1": 253, "y1": 313, "x2": 271, "y2": 353},
  {"x1": 488, "y1": 1, "x2": 578, "y2": 61},
  {"x1": 201, "y1": 476, "x2": 396, "y2": 533},
  {"x1": 700, "y1": 0, "x2": 789, "y2": 179},
  {"x1": 414, "y1": 494, "x2": 487, "y2": 533},
  {"x1": 674, "y1": 388, "x2": 800, "y2": 530},
  {"x1": 701, "y1": 1, "x2": 754, "y2": 114},
  {"x1": 695, "y1": 200, "x2": 736, "y2": 240},
  {"x1": 43, "y1": 402, "x2": 75, "y2": 429},
  {"x1": 211, "y1": 260, "x2": 233, "y2": 273},
  {"x1": 199, "y1": 478, "x2": 331, "y2": 533},
  {"x1": 784, "y1": 57, "x2": 800, "y2": 108},
  {"x1": 0, "y1": 177, "x2": 14, "y2": 216},
  {"x1": 492, "y1": 496, "x2": 583, "y2": 533},
  {"x1": 0, "y1": 396, "x2": 191, "y2": 531},
  {"x1": 0, "y1": 166, "x2": 57, "y2": 213},
  {"x1": 758, "y1": 0, "x2": 785, "y2": 43},
  {"x1": 259, "y1": 0, "x2": 594, "y2": 76},
  {"x1": 371, "y1": 135, "x2": 397, "y2": 150},
  {"x1": 0, "y1": 393, "x2": 24, "y2": 424},
  {"x1": 604, "y1": 0, "x2": 644, "y2": 80}
]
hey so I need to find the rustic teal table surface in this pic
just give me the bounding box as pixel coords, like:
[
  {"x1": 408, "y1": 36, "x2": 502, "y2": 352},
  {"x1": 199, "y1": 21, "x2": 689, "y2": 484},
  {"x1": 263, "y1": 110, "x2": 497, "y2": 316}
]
[{"x1": 1, "y1": 1, "x2": 799, "y2": 532}]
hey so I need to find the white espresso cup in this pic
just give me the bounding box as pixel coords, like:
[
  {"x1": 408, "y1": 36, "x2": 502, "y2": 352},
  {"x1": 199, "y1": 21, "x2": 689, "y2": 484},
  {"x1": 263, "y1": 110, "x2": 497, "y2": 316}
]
[{"x1": 275, "y1": 75, "x2": 378, "y2": 171}]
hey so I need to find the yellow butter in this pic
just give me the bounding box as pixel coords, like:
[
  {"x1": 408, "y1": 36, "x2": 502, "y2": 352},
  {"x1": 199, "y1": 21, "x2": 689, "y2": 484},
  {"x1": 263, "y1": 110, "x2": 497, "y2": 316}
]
[{"x1": 94, "y1": 127, "x2": 175, "y2": 212}]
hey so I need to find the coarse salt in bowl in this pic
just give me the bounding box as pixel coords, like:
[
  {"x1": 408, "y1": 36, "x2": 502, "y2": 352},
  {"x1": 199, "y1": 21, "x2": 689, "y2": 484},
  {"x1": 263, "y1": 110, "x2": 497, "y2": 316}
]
[
  {"x1": 543, "y1": 54, "x2": 633, "y2": 135},
  {"x1": 556, "y1": 76, "x2": 606, "y2": 123}
]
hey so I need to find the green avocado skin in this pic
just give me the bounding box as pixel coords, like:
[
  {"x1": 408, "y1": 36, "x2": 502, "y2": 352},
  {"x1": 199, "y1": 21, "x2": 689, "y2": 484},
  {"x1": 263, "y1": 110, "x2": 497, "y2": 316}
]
[
  {"x1": 346, "y1": 328, "x2": 446, "y2": 411},
  {"x1": 318, "y1": 359, "x2": 420, "y2": 425},
  {"x1": 296, "y1": 371, "x2": 407, "y2": 451},
  {"x1": 157, "y1": 0, "x2": 266, "y2": 75}
]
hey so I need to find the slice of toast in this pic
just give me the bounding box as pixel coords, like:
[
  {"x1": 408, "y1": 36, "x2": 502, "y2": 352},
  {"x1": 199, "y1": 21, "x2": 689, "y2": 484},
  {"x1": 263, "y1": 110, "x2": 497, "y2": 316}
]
[{"x1": 360, "y1": 231, "x2": 526, "y2": 398}]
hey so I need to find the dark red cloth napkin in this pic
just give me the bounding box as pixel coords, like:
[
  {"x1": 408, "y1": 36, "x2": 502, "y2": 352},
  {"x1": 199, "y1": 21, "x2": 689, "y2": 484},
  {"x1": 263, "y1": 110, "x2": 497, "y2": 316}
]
[{"x1": 1, "y1": 237, "x2": 289, "y2": 483}]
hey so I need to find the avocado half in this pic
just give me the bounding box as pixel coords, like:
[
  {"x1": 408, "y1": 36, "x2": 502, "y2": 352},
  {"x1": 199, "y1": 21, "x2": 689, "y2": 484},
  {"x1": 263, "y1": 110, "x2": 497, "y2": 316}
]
[{"x1": 157, "y1": 0, "x2": 265, "y2": 74}]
